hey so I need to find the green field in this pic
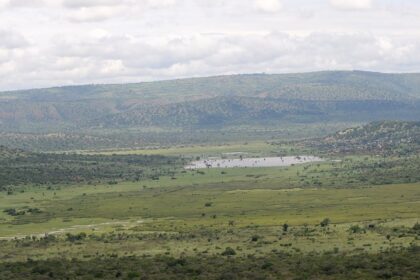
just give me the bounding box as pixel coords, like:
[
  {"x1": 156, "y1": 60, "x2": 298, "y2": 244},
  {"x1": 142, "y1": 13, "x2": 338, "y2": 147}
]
[
  {"x1": 85, "y1": 141, "x2": 276, "y2": 156},
  {"x1": 1, "y1": 151, "x2": 419, "y2": 262},
  {"x1": 1, "y1": 137, "x2": 420, "y2": 279},
  {"x1": 79, "y1": 140, "x2": 316, "y2": 160}
]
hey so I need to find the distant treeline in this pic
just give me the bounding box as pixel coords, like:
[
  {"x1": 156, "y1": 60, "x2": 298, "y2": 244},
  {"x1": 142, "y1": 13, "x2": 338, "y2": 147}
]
[{"x1": 0, "y1": 146, "x2": 184, "y2": 190}]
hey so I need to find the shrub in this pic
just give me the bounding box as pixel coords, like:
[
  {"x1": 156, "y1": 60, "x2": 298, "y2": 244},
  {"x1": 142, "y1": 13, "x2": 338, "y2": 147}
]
[
  {"x1": 349, "y1": 225, "x2": 364, "y2": 234},
  {"x1": 221, "y1": 247, "x2": 236, "y2": 256},
  {"x1": 320, "y1": 218, "x2": 331, "y2": 227},
  {"x1": 251, "y1": 235, "x2": 260, "y2": 242}
]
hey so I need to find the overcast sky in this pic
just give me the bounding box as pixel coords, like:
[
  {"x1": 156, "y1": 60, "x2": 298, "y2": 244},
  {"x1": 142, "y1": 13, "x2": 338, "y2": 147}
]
[{"x1": 1, "y1": 0, "x2": 420, "y2": 90}]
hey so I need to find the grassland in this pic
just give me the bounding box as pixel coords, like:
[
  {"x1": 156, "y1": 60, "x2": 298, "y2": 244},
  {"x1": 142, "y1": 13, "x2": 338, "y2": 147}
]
[
  {"x1": 83, "y1": 141, "x2": 277, "y2": 156},
  {"x1": 1, "y1": 153, "x2": 419, "y2": 261},
  {"x1": 1, "y1": 140, "x2": 419, "y2": 279}
]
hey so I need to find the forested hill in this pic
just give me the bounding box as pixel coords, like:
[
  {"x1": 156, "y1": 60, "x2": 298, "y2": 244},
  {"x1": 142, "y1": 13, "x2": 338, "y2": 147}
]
[
  {"x1": 0, "y1": 145, "x2": 26, "y2": 158},
  {"x1": 1, "y1": 71, "x2": 420, "y2": 131},
  {"x1": 306, "y1": 121, "x2": 420, "y2": 155},
  {"x1": 3, "y1": 71, "x2": 420, "y2": 102}
]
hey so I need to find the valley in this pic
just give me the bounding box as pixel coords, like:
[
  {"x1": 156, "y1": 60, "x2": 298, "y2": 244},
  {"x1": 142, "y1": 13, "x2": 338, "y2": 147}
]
[
  {"x1": 0, "y1": 126, "x2": 420, "y2": 278},
  {"x1": 0, "y1": 73, "x2": 420, "y2": 279},
  {"x1": 3, "y1": 1, "x2": 420, "y2": 278}
]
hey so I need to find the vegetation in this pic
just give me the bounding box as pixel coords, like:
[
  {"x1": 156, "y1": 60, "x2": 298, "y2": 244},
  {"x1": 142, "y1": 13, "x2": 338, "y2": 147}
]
[
  {"x1": 0, "y1": 138, "x2": 419, "y2": 279},
  {"x1": 1, "y1": 247, "x2": 419, "y2": 279},
  {"x1": 1, "y1": 71, "x2": 420, "y2": 278},
  {"x1": 305, "y1": 121, "x2": 420, "y2": 156},
  {"x1": 0, "y1": 122, "x2": 348, "y2": 152},
  {"x1": 1, "y1": 71, "x2": 420, "y2": 151},
  {"x1": 0, "y1": 146, "x2": 184, "y2": 190}
]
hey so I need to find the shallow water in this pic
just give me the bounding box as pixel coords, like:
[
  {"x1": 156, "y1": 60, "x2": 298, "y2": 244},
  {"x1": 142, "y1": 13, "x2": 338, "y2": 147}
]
[{"x1": 185, "y1": 156, "x2": 323, "y2": 169}]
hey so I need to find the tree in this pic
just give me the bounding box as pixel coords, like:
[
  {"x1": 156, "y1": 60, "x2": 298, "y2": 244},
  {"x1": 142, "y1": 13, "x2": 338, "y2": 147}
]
[{"x1": 320, "y1": 218, "x2": 330, "y2": 227}]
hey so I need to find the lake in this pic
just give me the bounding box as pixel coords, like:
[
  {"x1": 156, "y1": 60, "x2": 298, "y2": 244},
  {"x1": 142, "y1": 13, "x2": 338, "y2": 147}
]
[{"x1": 185, "y1": 156, "x2": 323, "y2": 169}]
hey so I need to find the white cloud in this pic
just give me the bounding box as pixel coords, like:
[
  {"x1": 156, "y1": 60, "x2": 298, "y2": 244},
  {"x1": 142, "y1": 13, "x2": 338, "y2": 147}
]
[
  {"x1": 0, "y1": 30, "x2": 28, "y2": 49},
  {"x1": 329, "y1": 0, "x2": 372, "y2": 10},
  {"x1": 0, "y1": 0, "x2": 419, "y2": 90},
  {"x1": 62, "y1": 0, "x2": 126, "y2": 9},
  {"x1": 1, "y1": 30, "x2": 420, "y2": 91},
  {"x1": 146, "y1": 0, "x2": 177, "y2": 9},
  {"x1": 67, "y1": 6, "x2": 126, "y2": 22},
  {"x1": 11, "y1": 0, "x2": 45, "y2": 7},
  {"x1": 0, "y1": 0, "x2": 46, "y2": 9},
  {"x1": 59, "y1": 0, "x2": 179, "y2": 22},
  {"x1": 25, "y1": 32, "x2": 420, "y2": 84},
  {"x1": 255, "y1": 0, "x2": 283, "y2": 13}
]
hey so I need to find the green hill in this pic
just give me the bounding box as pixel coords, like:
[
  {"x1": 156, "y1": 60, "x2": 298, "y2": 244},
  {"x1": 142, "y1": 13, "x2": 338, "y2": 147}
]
[
  {"x1": 1, "y1": 71, "x2": 420, "y2": 150},
  {"x1": 1, "y1": 71, "x2": 420, "y2": 131},
  {"x1": 91, "y1": 96, "x2": 420, "y2": 129},
  {"x1": 3, "y1": 71, "x2": 420, "y2": 103},
  {"x1": 308, "y1": 121, "x2": 420, "y2": 155}
]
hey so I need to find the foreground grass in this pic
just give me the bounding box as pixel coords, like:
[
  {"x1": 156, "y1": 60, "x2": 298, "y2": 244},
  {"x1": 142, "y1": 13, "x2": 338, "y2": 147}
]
[
  {"x1": 1, "y1": 127, "x2": 419, "y2": 278},
  {"x1": 1, "y1": 179, "x2": 419, "y2": 262},
  {"x1": 1, "y1": 246, "x2": 419, "y2": 279},
  {"x1": 1, "y1": 155, "x2": 419, "y2": 233}
]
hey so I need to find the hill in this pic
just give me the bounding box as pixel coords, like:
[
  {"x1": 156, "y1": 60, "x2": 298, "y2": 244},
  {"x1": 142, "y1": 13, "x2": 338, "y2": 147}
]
[
  {"x1": 91, "y1": 96, "x2": 420, "y2": 128},
  {"x1": 306, "y1": 121, "x2": 420, "y2": 155},
  {"x1": 3, "y1": 71, "x2": 420, "y2": 103},
  {"x1": 0, "y1": 71, "x2": 419, "y2": 130},
  {"x1": 1, "y1": 71, "x2": 420, "y2": 150}
]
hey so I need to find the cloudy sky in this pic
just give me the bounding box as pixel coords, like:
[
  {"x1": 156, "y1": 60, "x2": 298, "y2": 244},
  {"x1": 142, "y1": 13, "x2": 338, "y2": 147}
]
[{"x1": 1, "y1": 0, "x2": 420, "y2": 90}]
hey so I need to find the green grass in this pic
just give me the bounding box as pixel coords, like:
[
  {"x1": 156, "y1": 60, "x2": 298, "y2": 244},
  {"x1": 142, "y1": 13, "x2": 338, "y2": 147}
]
[
  {"x1": 81, "y1": 141, "x2": 298, "y2": 157},
  {"x1": 0, "y1": 152, "x2": 419, "y2": 265},
  {"x1": 2, "y1": 155, "x2": 419, "y2": 232},
  {"x1": 1, "y1": 179, "x2": 419, "y2": 262},
  {"x1": 11, "y1": 182, "x2": 419, "y2": 228}
]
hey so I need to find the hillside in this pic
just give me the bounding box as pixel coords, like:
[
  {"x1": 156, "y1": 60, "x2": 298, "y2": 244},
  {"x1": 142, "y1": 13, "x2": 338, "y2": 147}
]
[
  {"x1": 91, "y1": 96, "x2": 420, "y2": 128},
  {"x1": 0, "y1": 71, "x2": 420, "y2": 131},
  {"x1": 307, "y1": 121, "x2": 420, "y2": 155},
  {"x1": 3, "y1": 71, "x2": 420, "y2": 103},
  {"x1": 1, "y1": 71, "x2": 420, "y2": 151},
  {"x1": 92, "y1": 96, "x2": 325, "y2": 128},
  {"x1": 0, "y1": 145, "x2": 26, "y2": 159}
]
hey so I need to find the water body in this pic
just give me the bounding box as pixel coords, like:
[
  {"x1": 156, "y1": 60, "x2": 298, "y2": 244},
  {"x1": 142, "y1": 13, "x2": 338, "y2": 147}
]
[{"x1": 185, "y1": 156, "x2": 323, "y2": 169}]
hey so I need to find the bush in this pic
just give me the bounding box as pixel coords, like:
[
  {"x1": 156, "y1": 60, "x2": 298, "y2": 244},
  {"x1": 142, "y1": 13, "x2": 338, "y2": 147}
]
[
  {"x1": 251, "y1": 235, "x2": 260, "y2": 242},
  {"x1": 127, "y1": 272, "x2": 140, "y2": 279},
  {"x1": 66, "y1": 232, "x2": 87, "y2": 242},
  {"x1": 349, "y1": 225, "x2": 364, "y2": 234},
  {"x1": 320, "y1": 218, "x2": 331, "y2": 227},
  {"x1": 221, "y1": 247, "x2": 236, "y2": 256}
]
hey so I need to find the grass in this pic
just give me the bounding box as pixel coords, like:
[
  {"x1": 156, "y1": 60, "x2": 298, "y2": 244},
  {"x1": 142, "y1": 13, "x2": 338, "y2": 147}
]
[
  {"x1": 11, "y1": 182, "x2": 419, "y2": 228},
  {"x1": 80, "y1": 141, "x2": 306, "y2": 157},
  {"x1": 0, "y1": 150, "x2": 419, "y2": 269},
  {"x1": 2, "y1": 155, "x2": 419, "y2": 228},
  {"x1": 1, "y1": 167, "x2": 419, "y2": 262}
]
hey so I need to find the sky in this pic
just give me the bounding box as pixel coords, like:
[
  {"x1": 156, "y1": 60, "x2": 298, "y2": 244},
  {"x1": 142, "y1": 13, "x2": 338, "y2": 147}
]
[{"x1": 1, "y1": 0, "x2": 420, "y2": 90}]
